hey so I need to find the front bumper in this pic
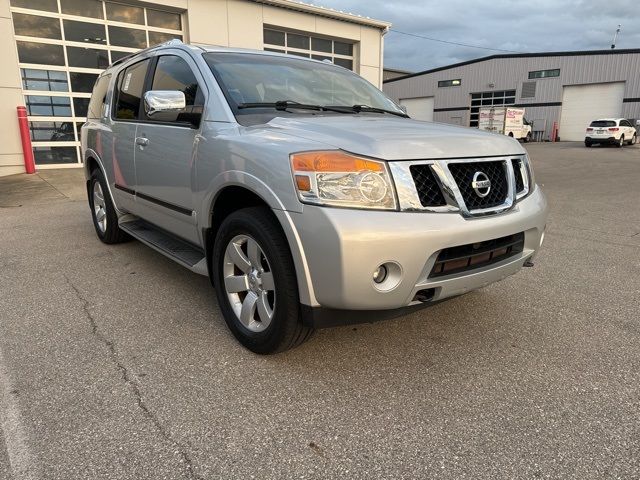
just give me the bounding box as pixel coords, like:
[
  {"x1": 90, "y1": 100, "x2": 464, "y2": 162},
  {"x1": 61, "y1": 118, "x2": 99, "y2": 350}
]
[{"x1": 289, "y1": 186, "x2": 548, "y2": 313}]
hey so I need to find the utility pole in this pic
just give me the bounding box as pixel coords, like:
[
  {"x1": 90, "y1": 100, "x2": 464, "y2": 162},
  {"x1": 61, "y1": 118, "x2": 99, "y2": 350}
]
[{"x1": 611, "y1": 24, "x2": 621, "y2": 49}]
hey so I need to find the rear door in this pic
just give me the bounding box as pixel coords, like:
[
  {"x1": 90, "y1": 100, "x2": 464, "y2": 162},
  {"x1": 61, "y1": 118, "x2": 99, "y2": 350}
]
[{"x1": 133, "y1": 51, "x2": 206, "y2": 244}]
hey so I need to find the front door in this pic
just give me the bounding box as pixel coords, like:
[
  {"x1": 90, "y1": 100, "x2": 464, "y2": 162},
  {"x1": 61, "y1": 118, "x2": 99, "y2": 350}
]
[{"x1": 133, "y1": 52, "x2": 206, "y2": 244}]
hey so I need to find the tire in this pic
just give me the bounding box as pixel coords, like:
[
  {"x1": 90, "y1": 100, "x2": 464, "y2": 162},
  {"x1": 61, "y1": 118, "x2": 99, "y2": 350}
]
[
  {"x1": 585, "y1": 140, "x2": 592, "y2": 148},
  {"x1": 628, "y1": 134, "x2": 636, "y2": 145},
  {"x1": 88, "y1": 168, "x2": 129, "y2": 244},
  {"x1": 617, "y1": 135, "x2": 624, "y2": 148},
  {"x1": 212, "y1": 206, "x2": 313, "y2": 354},
  {"x1": 524, "y1": 133, "x2": 531, "y2": 143},
  {"x1": 508, "y1": 132, "x2": 514, "y2": 137}
]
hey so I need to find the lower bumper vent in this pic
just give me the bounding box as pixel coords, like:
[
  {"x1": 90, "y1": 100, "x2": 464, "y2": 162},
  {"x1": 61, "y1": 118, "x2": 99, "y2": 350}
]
[{"x1": 429, "y1": 232, "x2": 525, "y2": 278}]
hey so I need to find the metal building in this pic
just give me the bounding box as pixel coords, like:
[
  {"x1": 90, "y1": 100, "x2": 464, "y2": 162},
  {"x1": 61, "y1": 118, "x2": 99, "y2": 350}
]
[{"x1": 383, "y1": 49, "x2": 640, "y2": 141}]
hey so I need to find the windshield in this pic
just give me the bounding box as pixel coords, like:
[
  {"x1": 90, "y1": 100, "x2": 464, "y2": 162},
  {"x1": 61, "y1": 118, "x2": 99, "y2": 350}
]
[
  {"x1": 590, "y1": 120, "x2": 616, "y2": 127},
  {"x1": 203, "y1": 52, "x2": 404, "y2": 115}
]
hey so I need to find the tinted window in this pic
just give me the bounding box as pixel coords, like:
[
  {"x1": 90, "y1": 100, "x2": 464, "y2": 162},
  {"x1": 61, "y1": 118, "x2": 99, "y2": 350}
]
[
  {"x1": 25, "y1": 95, "x2": 72, "y2": 116},
  {"x1": 333, "y1": 58, "x2": 352, "y2": 70},
  {"x1": 87, "y1": 75, "x2": 110, "y2": 118},
  {"x1": 106, "y1": 3, "x2": 144, "y2": 24},
  {"x1": 17, "y1": 41, "x2": 65, "y2": 65},
  {"x1": 115, "y1": 59, "x2": 150, "y2": 119},
  {"x1": 33, "y1": 146, "x2": 77, "y2": 164},
  {"x1": 11, "y1": 0, "x2": 58, "y2": 11},
  {"x1": 63, "y1": 20, "x2": 106, "y2": 44},
  {"x1": 334, "y1": 42, "x2": 353, "y2": 55},
  {"x1": 66, "y1": 46, "x2": 109, "y2": 69},
  {"x1": 21, "y1": 69, "x2": 68, "y2": 91},
  {"x1": 29, "y1": 121, "x2": 76, "y2": 141},
  {"x1": 148, "y1": 55, "x2": 203, "y2": 124},
  {"x1": 264, "y1": 29, "x2": 285, "y2": 46},
  {"x1": 311, "y1": 37, "x2": 332, "y2": 53},
  {"x1": 13, "y1": 13, "x2": 61, "y2": 39},
  {"x1": 73, "y1": 97, "x2": 90, "y2": 117},
  {"x1": 70, "y1": 72, "x2": 99, "y2": 93},
  {"x1": 60, "y1": 0, "x2": 103, "y2": 18},
  {"x1": 149, "y1": 31, "x2": 182, "y2": 45},
  {"x1": 108, "y1": 26, "x2": 146, "y2": 48},
  {"x1": 110, "y1": 50, "x2": 131, "y2": 63},
  {"x1": 147, "y1": 9, "x2": 181, "y2": 30},
  {"x1": 590, "y1": 120, "x2": 616, "y2": 127},
  {"x1": 287, "y1": 33, "x2": 309, "y2": 50}
]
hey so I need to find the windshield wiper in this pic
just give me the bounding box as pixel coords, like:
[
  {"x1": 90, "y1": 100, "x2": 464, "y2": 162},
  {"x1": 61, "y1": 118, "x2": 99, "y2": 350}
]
[
  {"x1": 350, "y1": 104, "x2": 409, "y2": 118},
  {"x1": 237, "y1": 100, "x2": 349, "y2": 114}
]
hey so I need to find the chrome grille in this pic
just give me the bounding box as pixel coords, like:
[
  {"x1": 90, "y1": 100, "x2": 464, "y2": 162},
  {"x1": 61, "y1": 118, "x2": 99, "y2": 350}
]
[
  {"x1": 447, "y1": 161, "x2": 508, "y2": 210},
  {"x1": 511, "y1": 158, "x2": 525, "y2": 193},
  {"x1": 409, "y1": 165, "x2": 446, "y2": 207}
]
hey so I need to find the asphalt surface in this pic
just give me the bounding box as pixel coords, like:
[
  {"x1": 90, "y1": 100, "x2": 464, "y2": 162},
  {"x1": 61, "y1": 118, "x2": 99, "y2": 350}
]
[{"x1": 0, "y1": 143, "x2": 639, "y2": 479}]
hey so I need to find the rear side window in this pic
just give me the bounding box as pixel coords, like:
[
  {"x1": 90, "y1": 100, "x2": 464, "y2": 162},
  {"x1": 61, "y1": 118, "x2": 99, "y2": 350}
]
[
  {"x1": 114, "y1": 59, "x2": 150, "y2": 120},
  {"x1": 87, "y1": 74, "x2": 110, "y2": 119},
  {"x1": 147, "y1": 55, "x2": 203, "y2": 124},
  {"x1": 590, "y1": 120, "x2": 616, "y2": 127}
]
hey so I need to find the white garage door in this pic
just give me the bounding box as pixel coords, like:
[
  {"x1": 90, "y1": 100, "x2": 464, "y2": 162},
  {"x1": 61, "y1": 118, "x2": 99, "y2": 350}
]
[
  {"x1": 400, "y1": 97, "x2": 434, "y2": 122},
  {"x1": 559, "y1": 82, "x2": 625, "y2": 141}
]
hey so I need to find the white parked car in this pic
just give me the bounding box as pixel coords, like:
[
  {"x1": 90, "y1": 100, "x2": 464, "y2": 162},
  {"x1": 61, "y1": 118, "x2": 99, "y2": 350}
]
[{"x1": 585, "y1": 118, "x2": 637, "y2": 147}]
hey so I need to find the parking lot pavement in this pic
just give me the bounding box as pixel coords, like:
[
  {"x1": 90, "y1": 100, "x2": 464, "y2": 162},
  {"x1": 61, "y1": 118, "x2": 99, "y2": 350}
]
[{"x1": 1, "y1": 142, "x2": 639, "y2": 479}]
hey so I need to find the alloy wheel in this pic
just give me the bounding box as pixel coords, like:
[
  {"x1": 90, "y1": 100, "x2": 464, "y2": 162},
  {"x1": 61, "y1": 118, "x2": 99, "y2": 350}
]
[
  {"x1": 93, "y1": 181, "x2": 107, "y2": 233},
  {"x1": 222, "y1": 234, "x2": 276, "y2": 332}
]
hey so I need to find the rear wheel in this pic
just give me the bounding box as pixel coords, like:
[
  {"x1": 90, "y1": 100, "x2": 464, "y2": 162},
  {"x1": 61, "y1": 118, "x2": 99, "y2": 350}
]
[
  {"x1": 585, "y1": 140, "x2": 592, "y2": 148},
  {"x1": 88, "y1": 168, "x2": 129, "y2": 244},
  {"x1": 213, "y1": 207, "x2": 313, "y2": 354},
  {"x1": 617, "y1": 135, "x2": 625, "y2": 148}
]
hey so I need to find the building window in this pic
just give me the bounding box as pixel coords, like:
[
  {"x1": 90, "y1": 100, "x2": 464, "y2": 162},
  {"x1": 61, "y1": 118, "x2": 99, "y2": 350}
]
[
  {"x1": 528, "y1": 69, "x2": 560, "y2": 79},
  {"x1": 263, "y1": 28, "x2": 355, "y2": 71},
  {"x1": 438, "y1": 79, "x2": 461, "y2": 88},
  {"x1": 10, "y1": 0, "x2": 185, "y2": 166},
  {"x1": 469, "y1": 90, "x2": 516, "y2": 127}
]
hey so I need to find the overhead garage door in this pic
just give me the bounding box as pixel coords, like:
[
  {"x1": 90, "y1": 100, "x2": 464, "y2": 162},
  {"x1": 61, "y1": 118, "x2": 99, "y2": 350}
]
[
  {"x1": 400, "y1": 97, "x2": 434, "y2": 122},
  {"x1": 559, "y1": 82, "x2": 625, "y2": 141}
]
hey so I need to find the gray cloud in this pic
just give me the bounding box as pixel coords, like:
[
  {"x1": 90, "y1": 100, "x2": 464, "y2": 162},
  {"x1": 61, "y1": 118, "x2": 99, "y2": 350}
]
[{"x1": 313, "y1": 0, "x2": 639, "y2": 72}]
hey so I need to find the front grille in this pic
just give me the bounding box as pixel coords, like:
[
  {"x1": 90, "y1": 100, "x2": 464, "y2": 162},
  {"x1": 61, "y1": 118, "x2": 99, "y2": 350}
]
[
  {"x1": 448, "y1": 161, "x2": 508, "y2": 210},
  {"x1": 429, "y1": 232, "x2": 525, "y2": 278},
  {"x1": 410, "y1": 164, "x2": 446, "y2": 207},
  {"x1": 511, "y1": 158, "x2": 525, "y2": 193}
]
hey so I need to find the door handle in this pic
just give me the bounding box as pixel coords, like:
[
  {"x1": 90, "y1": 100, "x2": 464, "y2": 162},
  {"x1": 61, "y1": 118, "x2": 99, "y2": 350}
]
[{"x1": 135, "y1": 136, "x2": 149, "y2": 146}]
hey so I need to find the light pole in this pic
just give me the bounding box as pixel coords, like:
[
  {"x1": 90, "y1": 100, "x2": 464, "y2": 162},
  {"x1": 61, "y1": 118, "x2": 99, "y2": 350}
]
[{"x1": 611, "y1": 24, "x2": 621, "y2": 49}]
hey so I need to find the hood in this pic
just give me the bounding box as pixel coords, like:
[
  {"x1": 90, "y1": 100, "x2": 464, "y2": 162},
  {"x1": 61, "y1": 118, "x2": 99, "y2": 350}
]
[{"x1": 266, "y1": 115, "x2": 525, "y2": 160}]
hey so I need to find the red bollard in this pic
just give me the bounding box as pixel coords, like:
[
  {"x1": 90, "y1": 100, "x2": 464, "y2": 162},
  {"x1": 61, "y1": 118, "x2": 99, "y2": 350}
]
[{"x1": 17, "y1": 106, "x2": 36, "y2": 174}]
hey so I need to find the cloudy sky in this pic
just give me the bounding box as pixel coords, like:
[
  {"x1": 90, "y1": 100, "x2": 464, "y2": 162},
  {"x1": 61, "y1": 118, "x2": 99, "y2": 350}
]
[{"x1": 313, "y1": 0, "x2": 639, "y2": 72}]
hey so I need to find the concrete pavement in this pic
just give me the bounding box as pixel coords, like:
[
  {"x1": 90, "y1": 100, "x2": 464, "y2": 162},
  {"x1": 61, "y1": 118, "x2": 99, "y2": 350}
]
[{"x1": 1, "y1": 143, "x2": 639, "y2": 479}]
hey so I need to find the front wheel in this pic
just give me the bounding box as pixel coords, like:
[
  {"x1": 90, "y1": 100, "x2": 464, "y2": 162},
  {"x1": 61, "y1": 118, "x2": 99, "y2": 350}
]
[
  {"x1": 629, "y1": 134, "x2": 637, "y2": 145},
  {"x1": 212, "y1": 207, "x2": 314, "y2": 354},
  {"x1": 524, "y1": 132, "x2": 532, "y2": 143}
]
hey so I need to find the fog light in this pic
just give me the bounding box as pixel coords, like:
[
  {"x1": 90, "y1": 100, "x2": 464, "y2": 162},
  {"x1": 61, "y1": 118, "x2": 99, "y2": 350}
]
[{"x1": 373, "y1": 264, "x2": 388, "y2": 284}]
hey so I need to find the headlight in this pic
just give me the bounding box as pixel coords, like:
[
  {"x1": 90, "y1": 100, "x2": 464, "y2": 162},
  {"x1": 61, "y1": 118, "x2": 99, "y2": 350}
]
[{"x1": 291, "y1": 151, "x2": 397, "y2": 210}]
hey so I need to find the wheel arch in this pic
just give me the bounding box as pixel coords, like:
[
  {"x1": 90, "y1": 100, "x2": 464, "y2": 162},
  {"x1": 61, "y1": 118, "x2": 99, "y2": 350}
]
[{"x1": 201, "y1": 176, "x2": 317, "y2": 306}]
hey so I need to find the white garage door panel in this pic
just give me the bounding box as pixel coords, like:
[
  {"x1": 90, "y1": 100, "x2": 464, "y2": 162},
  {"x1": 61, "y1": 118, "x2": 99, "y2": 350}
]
[
  {"x1": 560, "y1": 82, "x2": 625, "y2": 141},
  {"x1": 400, "y1": 97, "x2": 434, "y2": 122}
]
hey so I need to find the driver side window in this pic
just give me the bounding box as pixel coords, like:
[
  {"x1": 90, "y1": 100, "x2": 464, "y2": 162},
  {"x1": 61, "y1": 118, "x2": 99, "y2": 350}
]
[{"x1": 146, "y1": 55, "x2": 204, "y2": 125}]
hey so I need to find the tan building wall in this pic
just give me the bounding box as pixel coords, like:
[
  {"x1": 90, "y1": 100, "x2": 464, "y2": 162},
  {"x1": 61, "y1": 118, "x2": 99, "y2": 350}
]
[
  {"x1": 0, "y1": 0, "x2": 27, "y2": 177},
  {"x1": 0, "y1": 0, "x2": 388, "y2": 176},
  {"x1": 184, "y1": 0, "x2": 386, "y2": 86}
]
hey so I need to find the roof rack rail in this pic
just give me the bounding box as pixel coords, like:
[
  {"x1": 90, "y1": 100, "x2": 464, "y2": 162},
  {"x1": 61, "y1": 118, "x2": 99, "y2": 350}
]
[{"x1": 110, "y1": 39, "x2": 184, "y2": 67}]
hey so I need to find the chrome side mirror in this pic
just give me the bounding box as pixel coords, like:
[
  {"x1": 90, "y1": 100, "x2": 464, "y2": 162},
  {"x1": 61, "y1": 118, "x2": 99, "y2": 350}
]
[{"x1": 143, "y1": 90, "x2": 186, "y2": 116}]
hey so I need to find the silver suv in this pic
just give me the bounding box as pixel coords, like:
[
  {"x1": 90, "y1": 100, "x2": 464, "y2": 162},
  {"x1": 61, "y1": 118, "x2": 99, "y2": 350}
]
[{"x1": 81, "y1": 41, "x2": 548, "y2": 354}]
